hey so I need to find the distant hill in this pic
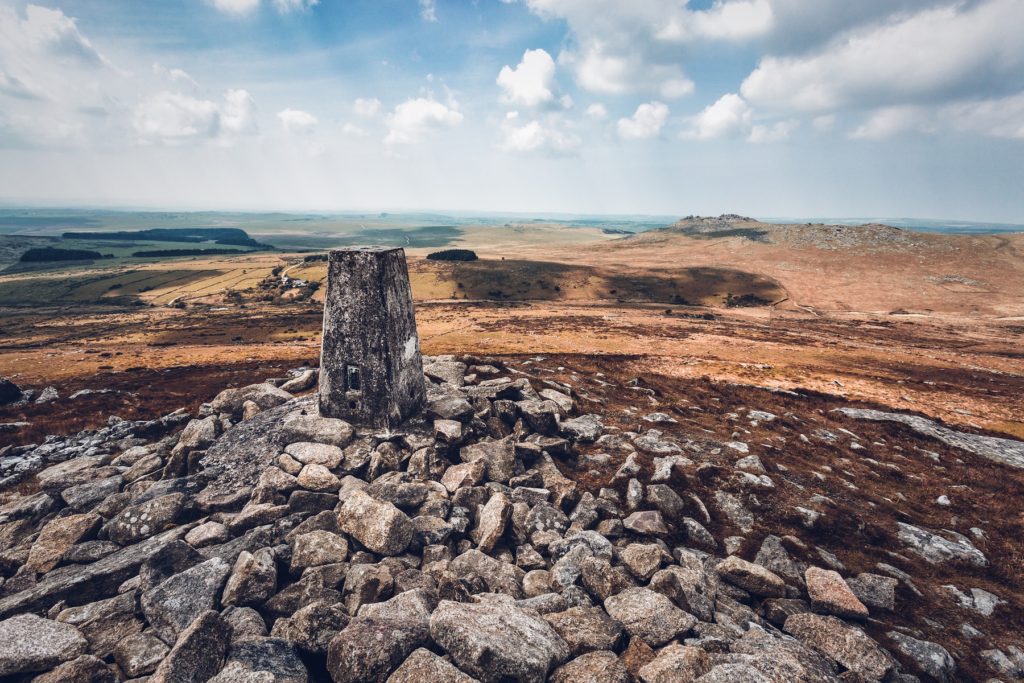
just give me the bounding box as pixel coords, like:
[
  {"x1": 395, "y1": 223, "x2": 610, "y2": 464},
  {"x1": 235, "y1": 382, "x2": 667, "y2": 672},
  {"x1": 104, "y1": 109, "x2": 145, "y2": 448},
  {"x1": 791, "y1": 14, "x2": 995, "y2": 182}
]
[
  {"x1": 628, "y1": 215, "x2": 930, "y2": 253},
  {"x1": 61, "y1": 227, "x2": 268, "y2": 248},
  {"x1": 19, "y1": 247, "x2": 104, "y2": 262}
]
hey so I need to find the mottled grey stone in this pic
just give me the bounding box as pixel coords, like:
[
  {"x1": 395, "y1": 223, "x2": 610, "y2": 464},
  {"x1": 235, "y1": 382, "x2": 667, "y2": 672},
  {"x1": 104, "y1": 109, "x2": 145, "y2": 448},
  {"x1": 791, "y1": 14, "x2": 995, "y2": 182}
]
[
  {"x1": 319, "y1": 247, "x2": 426, "y2": 428},
  {"x1": 0, "y1": 614, "x2": 87, "y2": 676},
  {"x1": 141, "y1": 557, "x2": 231, "y2": 644},
  {"x1": 429, "y1": 599, "x2": 569, "y2": 683}
]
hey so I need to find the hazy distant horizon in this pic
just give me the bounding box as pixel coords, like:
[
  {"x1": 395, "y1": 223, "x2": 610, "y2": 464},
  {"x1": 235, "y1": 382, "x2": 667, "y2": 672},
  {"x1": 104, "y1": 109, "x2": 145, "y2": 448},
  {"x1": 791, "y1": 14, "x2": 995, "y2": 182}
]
[{"x1": 0, "y1": 206, "x2": 1021, "y2": 236}]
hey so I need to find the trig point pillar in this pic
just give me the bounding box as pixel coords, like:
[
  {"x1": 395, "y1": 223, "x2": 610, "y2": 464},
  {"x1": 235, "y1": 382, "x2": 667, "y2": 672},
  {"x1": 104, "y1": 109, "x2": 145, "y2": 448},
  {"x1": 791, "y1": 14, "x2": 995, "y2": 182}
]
[{"x1": 318, "y1": 247, "x2": 426, "y2": 428}]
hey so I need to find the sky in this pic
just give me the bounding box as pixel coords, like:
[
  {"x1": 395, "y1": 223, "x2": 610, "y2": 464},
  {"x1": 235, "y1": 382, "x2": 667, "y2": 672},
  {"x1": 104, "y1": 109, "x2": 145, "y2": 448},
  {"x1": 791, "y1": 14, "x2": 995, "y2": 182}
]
[{"x1": 0, "y1": 0, "x2": 1022, "y2": 221}]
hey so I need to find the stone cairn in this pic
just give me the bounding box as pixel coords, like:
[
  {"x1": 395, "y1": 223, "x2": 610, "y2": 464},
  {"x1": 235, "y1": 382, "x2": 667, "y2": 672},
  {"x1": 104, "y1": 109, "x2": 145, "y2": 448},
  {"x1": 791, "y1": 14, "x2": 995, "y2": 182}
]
[{"x1": 0, "y1": 247, "x2": 983, "y2": 682}]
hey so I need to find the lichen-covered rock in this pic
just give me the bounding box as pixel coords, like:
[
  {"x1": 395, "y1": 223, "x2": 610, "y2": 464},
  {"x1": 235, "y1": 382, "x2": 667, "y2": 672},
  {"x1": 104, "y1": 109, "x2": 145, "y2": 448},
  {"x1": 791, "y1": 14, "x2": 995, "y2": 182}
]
[
  {"x1": 297, "y1": 463, "x2": 341, "y2": 492},
  {"x1": 150, "y1": 610, "x2": 231, "y2": 683},
  {"x1": 887, "y1": 631, "x2": 956, "y2": 682},
  {"x1": 223, "y1": 548, "x2": 277, "y2": 607},
  {"x1": 804, "y1": 567, "x2": 868, "y2": 619},
  {"x1": 623, "y1": 509, "x2": 670, "y2": 536},
  {"x1": 185, "y1": 521, "x2": 229, "y2": 548},
  {"x1": 715, "y1": 555, "x2": 785, "y2": 598},
  {"x1": 210, "y1": 637, "x2": 310, "y2": 683},
  {"x1": 112, "y1": 631, "x2": 169, "y2": 678},
  {"x1": 846, "y1": 573, "x2": 897, "y2": 612},
  {"x1": 558, "y1": 415, "x2": 603, "y2": 443},
  {"x1": 291, "y1": 530, "x2": 349, "y2": 571},
  {"x1": 619, "y1": 543, "x2": 665, "y2": 582},
  {"x1": 895, "y1": 523, "x2": 987, "y2": 567},
  {"x1": 338, "y1": 490, "x2": 413, "y2": 556},
  {"x1": 280, "y1": 413, "x2": 354, "y2": 449},
  {"x1": 326, "y1": 617, "x2": 429, "y2": 683},
  {"x1": 784, "y1": 613, "x2": 893, "y2": 681},
  {"x1": 637, "y1": 644, "x2": 711, "y2": 683},
  {"x1": 30, "y1": 654, "x2": 117, "y2": 683},
  {"x1": 603, "y1": 588, "x2": 696, "y2": 647},
  {"x1": 472, "y1": 492, "x2": 511, "y2": 553},
  {"x1": 459, "y1": 437, "x2": 517, "y2": 484},
  {"x1": 441, "y1": 461, "x2": 486, "y2": 492},
  {"x1": 285, "y1": 441, "x2": 345, "y2": 468},
  {"x1": 429, "y1": 599, "x2": 570, "y2": 683},
  {"x1": 388, "y1": 647, "x2": 479, "y2": 682},
  {"x1": 26, "y1": 513, "x2": 102, "y2": 573},
  {"x1": 141, "y1": 557, "x2": 231, "y2": 644},
  {"x1": 270, "y1": 601, "x2": 349, "y2": 655},
  {"x1": 550, "y1": 651, "x2": 632, "y2": 683},
  {"x1": 543, "y1": 606, "x2": 624, "y2": 657},
  {"x1": 0, "y1": 613, "x2": 87, "y2": 676},
  {"x1": 211, "y1": 382, "x2": 293, "y2": 416},
  {"x1": 104, "y1": 493, "x2": 184, "y2": 545}
]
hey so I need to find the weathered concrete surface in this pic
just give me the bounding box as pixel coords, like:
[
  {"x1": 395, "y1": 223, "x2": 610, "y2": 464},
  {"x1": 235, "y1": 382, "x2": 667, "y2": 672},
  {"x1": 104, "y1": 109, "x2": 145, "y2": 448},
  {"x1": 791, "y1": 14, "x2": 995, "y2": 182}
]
[{"x1": 319, "y1": 247, "x2": 426, "y2": 428}]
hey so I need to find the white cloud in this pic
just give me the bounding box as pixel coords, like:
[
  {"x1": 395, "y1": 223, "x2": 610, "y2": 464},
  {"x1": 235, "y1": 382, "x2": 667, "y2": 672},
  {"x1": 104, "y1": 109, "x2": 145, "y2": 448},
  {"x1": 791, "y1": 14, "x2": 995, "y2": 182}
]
[
  {"x1": 419, "y1": 0, "x2": 437, "y2": 22},
  {"x1": 585, "y1": 103, "x2": 607, "y2": 119},
  {"x1": 206, "y1": 0, "x2": 261, "y2": 14},
  {"x1": 342, "y1": 122, "x2": 369, "y2": 137},
  {"x1": 616, "y1": 101, "x2": 669, "y2": 140},
  {"x1": 134, "y1": 89, "x2": 256, "y2": 144},
  {"x1": 522, "y1": 0, "x2": 770, "y2": 98},
  {"x1": 565, "y1": 43, "x2": 694, "y2": 99},
  {"x1": 942, "y1": 92, "x2": 1024, "y2": 140},
  {"x1": 683, "y1": 93, "x2": 752, "y2": 139},
  {"x1": 153, "y1": 63, "x2": 199, "y2": 89},
  {"x1": 277, "y1": 108, "x2": 317, "y2": 134},
  {"x1": 220, "y1": 89, "x2": 256, "y2": 136},
  {"x1": 0, "y1": 68, "x2": 45, "y2": 100},
  {"x1": 848, "y1": 93, "x2": 1024, "y2": 141},
  {"x1": 353, "y1": 97, "x2": 382, "y2": 118},
  {"x1": 748, "y1": 118, "x2": 799, "y2": 143},
  {"x1": 134, "y1": 91, "x2": 219, "y2": 143},
  {"x1": 272, "y1": 0, "x2": 320, "y2": 12},
  {"x1": 12, "y1": 4, "x2": 110, "y2": 68},
  {"x1": 0, "y1": 5, "x2": 124, "y2": 148},
  {"x1": 741, "y1": 0, "x2": 1024, "y2": 113},
  {"x1": 849, "y1": 106, "x2": 928, "y2": 140},
  {"x1": 499, "y1": 118, "x2": 580, "y2": 155},
  {"x1": 497, "y1": 48, "x2": 557, "y2": 108},
  {"x1": 688, "y1": 0, "x2": 774, "y2": 40},
  {"x1": 384, "y1": 95, "x2": 463, "y2": 145}
]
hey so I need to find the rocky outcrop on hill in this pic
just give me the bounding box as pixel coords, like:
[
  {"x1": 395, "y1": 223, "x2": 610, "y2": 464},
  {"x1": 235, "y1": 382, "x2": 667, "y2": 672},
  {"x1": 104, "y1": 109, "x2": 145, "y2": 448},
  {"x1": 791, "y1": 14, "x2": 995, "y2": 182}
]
[{"x1": 0, "y1": 357, "x2": 1020, "y2": 681}]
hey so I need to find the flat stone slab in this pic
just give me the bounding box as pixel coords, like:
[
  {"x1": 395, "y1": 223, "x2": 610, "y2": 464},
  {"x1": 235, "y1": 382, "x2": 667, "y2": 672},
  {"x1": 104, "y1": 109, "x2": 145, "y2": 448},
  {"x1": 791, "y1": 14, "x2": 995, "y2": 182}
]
[
  {"x1": 835, "y1": 407, "x2": 1024, "y2": 468},
  {"x1": 0, "y1": 525, "x2": 190, "y2": 618},
  {"x1": 200, "y1": 396, "x2": 315, "y2": 497}
]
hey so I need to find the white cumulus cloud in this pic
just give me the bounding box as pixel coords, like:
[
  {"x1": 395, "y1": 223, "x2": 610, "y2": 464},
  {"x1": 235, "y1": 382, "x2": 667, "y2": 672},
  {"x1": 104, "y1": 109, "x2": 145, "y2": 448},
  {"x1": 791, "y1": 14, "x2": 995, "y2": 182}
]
[
  {"x1": 278, "y1": 108, "x2": 317, "y2": 134},
  {"x1": 205, "y1": 0, "x2": 261, "y2": 14},
  {"x1": 12, "y1": 4, "x2": 110, "y2": 67},
  {"x1": 522, "y1": 0, "x2": 770, "y2": 98},
  {"x1": 585, "y1": 103, "x2": 607, "y2": 119},
  {"x1": 273, "y1": 0, "x2": 320, "y2": 12},
  {"x1": 134, "y1": 89, "x2": 256, "y2": 144},
  {"x1": 499, "y1": 118, "x2": 580, "y2": 155},
  {"x1": 617, "y1": 101, "x2": 669, "y2": 140},
  {"x1": 748, "y1": 118, "x2": 799, "y2": 143},
  {"x1": 683, "y1": 93, "x2": 752, "y2": 139},
  {"x1": 497, "y1": 48, "x2": 557, "y2": 108},
  {"x1": 353, "y1": 97, "x2": 382, "y2": 118},
  {"x1": 741, "y1": 0, "x2": 1024, "y2": 113},
  {"x1": 384, "y1": 95, "x2": 463, "y2": 145},
  {"x1": 419, "y1": 0, "x2": 437, "y2": 22}
]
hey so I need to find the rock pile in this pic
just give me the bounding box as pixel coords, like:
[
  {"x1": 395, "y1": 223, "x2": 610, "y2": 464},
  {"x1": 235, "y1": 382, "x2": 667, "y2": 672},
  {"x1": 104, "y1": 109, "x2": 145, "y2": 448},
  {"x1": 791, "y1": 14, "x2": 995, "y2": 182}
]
[{"x1": 0, "y1": 356, "x2": 1014, "y2": 681}]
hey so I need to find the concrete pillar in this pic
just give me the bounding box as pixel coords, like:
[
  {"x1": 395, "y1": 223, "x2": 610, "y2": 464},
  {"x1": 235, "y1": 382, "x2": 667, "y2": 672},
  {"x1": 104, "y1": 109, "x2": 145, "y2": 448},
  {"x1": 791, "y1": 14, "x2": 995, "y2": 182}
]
[{"x1": 318, "y1": 247, "x2": 426, "y2": 428}]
